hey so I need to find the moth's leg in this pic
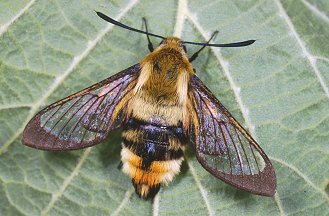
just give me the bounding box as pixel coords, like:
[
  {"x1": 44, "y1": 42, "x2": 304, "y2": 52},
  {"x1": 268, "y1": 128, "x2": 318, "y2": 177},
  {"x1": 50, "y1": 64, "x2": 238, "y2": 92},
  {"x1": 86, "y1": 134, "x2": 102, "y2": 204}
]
[
  {"x1": 189, "y1": 31, "x2": 218, "y2": 62},
  {"x1": 117, "y1": 161, "x2": 123, "y2": 170},
  {"x1": 142, "y1": 17, "x2": 154, "y2": 52}
]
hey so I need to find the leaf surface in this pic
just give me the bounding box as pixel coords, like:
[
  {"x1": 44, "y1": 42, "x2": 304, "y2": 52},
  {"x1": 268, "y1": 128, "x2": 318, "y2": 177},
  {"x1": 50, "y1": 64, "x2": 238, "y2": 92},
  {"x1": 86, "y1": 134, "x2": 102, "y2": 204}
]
[{"x1": 0, "y1": 0, "x2": 328, "y2": 215}]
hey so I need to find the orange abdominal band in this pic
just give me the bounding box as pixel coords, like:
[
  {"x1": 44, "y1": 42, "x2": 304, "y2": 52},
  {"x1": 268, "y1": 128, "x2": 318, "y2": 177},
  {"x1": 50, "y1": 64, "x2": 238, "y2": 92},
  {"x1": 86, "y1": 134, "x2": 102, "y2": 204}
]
[{"x1": 121, "y1": 147, "x2": 182, "y2": 186}]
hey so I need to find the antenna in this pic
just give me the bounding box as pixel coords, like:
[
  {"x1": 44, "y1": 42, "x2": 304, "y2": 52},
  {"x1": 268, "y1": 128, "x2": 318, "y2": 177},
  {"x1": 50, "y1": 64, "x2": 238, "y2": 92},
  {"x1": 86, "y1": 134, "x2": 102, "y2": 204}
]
[
  {"x1": 96, "y1": 11, "x2": 255, "y2": 48},
  {"x1": 96, "y1": 12, "x2": 165, "y2": 39}
]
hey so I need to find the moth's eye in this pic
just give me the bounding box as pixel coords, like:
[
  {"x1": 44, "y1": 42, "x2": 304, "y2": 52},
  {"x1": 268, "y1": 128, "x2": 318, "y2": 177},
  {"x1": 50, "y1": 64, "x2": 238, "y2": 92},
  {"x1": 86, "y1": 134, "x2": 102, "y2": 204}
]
[{"x1": 183, "y1": 45, "x2": 187, "y2": 52}]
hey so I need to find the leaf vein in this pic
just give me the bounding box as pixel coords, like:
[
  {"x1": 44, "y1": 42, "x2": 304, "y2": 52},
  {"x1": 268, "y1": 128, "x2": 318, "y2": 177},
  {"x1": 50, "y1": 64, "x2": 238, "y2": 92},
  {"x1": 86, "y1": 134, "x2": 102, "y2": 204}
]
[
  {"x1": 209, "y1": 0, "x2": 267, "y2": 32},
  {"x1": 54, "y1": 0, "x2": 87, "y2": 38},
  {"x1": 40, "y1": 148, "x2": 92, "y2": 216},
  {"x1": 186, "y1": 8, "x2": 292, "y2": 215},
  {"x1": 187, "y1": 161, "x2": 215, "y2": 216},
  {"x1": 186, "y1": 9, "x2": 257, "y2": 138},
  {"x1": 111, "y1": 187, "x2": 134, "y2": 216},
  {"x1": 315, "y1": 56, "x2": 329, "y2": 63},
  {"x1": 287, "y1": 200, "x2": 328, "y2": 216},
  {"x1": 0, "y1": 0, "x2": 37, "y2": 36},
  {"x1": 270, "y1": 156, "x2": 329, "y2": 203},
  {"x1": 274, "y1": 0, "x2": 329, "y2": 98},
  {"x1": 0, "y1": 104, "x2": 31, "y2": 110},
  {"x1": 302, "y1": 0, "x2": 329, "y2": 24},
  {"x1": 173, "y1": 0, "x2": 187, "y2": 38},
  {"x1": 153, "y1": 190, "x2": 160, "y2": 216},
  {"x1": 4, "y1": 183, "x2": 30, "y2": 216},
  {"x1": 274, "y1": 192, "x2": 286, "y2": 216},
  {"x1": 0, "y1": 0, "x2": 139, "y2": 155}
]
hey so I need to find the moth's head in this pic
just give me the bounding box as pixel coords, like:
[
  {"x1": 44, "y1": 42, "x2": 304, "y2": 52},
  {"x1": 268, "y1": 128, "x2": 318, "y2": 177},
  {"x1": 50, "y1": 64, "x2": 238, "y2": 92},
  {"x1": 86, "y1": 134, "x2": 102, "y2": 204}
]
[{"x1": 158, "y1": 37, "x2": 187, "y2": 54}]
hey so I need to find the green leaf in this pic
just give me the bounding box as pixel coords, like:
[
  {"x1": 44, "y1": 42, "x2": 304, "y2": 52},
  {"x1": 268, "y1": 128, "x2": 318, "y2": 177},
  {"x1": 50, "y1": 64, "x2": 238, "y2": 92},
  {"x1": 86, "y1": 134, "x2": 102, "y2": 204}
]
[{"x1": 0, "y1": 0, "x2": 328, "y2": 215}]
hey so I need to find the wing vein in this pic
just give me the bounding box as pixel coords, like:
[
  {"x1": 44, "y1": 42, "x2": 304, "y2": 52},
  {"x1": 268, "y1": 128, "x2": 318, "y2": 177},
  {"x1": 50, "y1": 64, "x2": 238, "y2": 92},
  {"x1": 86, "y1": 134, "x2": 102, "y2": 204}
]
[
  {"x1": 77, "y1": 96, "x2": 107, "y2": 144},
  {"x1": 65, "y1": 96, "x2": 101, "y2": 142},
  {"x1": 41, "y1": 105, "x2": 62, "y2": 127},
  {"x1": 99, "y1": 78, "x2": 135, "y2": 133},
  {"x1": 48, "y1": 95, "x2": 92, "y2": 134},
  {"x1": 234, "y1": 127, "x2": 252, "y2": 175},
  {"x1": 52, "y1": 95, "x2": 93, "y2": 138},
  {"x1": 198, "y1": 93, "x2": 233, "y2": 174},
  {"x1": 222, "y1": 122, "x2": 244, "y2": 175}
]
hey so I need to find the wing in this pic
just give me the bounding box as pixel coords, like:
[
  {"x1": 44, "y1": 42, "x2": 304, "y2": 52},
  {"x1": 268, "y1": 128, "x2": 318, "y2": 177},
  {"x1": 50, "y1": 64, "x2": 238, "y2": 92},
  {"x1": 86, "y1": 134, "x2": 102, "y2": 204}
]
[
  {"x1": 22, "y1": 64, "x2": 140, "y2": 151},
  {"x1": 188, "y1": 75, "x2": 276, "y2": 196}
]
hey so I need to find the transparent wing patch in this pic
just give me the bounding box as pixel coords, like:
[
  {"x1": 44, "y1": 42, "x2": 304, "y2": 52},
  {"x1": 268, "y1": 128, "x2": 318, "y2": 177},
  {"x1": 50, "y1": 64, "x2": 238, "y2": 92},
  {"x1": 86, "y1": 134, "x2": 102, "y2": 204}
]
[
  {"x1": 189, "y1": 75, "x2": 276, "y2": 196},
  {"x1": 22, "y1": 64, "x2": 139, "y2": 150}
]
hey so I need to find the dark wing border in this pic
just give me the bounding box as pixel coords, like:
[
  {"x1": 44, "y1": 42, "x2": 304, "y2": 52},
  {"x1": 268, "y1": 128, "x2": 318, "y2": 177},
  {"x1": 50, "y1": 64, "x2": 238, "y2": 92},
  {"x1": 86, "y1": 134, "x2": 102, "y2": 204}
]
[
  {"x1": 189, "y1": 75, "x2": 276, "y2": 196},
  {"x1": 22, "y1": 64, "x2": 140, "y2": 151}
]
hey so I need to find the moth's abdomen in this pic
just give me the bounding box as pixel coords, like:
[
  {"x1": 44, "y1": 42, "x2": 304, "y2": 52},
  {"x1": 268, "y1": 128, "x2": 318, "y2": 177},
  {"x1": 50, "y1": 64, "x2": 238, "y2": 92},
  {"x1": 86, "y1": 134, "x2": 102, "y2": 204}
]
[{"x1": 121, "y1": 118, "x2": 186, "y2": 199}]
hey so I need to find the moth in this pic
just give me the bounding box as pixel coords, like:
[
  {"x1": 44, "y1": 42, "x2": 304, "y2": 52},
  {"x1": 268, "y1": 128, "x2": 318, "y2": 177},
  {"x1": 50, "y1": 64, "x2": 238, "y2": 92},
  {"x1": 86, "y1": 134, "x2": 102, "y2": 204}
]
[{"x1": 22, "y1": 12, "x2": 276, "y2": 199}]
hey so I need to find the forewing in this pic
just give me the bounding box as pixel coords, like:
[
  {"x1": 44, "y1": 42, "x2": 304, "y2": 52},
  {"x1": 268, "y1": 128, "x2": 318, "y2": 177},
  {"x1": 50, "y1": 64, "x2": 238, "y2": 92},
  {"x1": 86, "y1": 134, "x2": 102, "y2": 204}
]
[
  {"x1": 189, "y1": 75, "x2": 276, "y2": 196},
  {"x1": 22, "y1": 64, "x2": 140, "y2": 151}
]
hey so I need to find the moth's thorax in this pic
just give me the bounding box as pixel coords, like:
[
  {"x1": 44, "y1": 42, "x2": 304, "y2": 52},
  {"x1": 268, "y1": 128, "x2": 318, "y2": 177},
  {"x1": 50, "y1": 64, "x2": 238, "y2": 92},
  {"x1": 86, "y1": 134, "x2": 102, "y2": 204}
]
[{"x1": 134, "y1": 37, "x2": 193, "y2": 108}]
